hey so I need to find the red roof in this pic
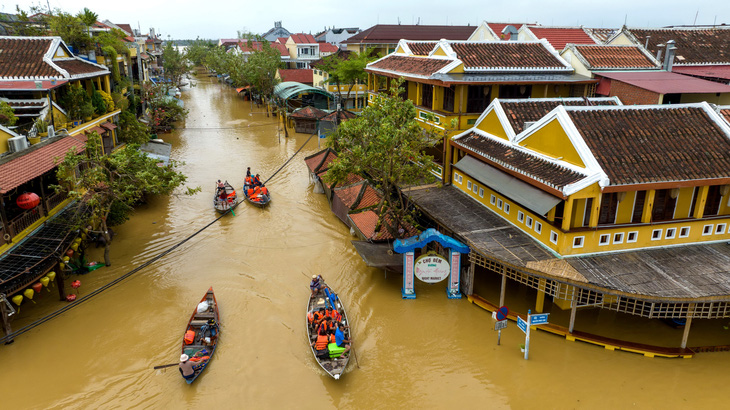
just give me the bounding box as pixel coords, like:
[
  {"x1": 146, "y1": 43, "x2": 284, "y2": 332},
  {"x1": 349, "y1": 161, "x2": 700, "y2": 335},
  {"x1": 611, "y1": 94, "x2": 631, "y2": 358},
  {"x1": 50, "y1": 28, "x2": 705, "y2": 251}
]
[
  {"x1": 318, "y1": 42, "x2": 339, "y2": 53},
  {"x1": 406, "y1": 42, "x2": 437, "y2": 56},
  {"x1": 116, "y1": 24, "x2": 134, "y2": 35},
  {"x1": 349, "y1": 210, "x2": 418, "y2": 241},
  {"x1": 276, "y1": 37, "x2": 288, "y2": 44},
  {"x1": 450, "y1": 42, "x2": 568, "y2": 70},
  {"x1": 290, "y1": 106, "x2": 326, "y2": 119},
  {"x1": 527, "y1": 26, "x2": 597, "y2": 50},
  {"x1": 343, "y1": 24, "x2": 476, "y2": 44},
  {"x1": 290, "y1": 33, "x2": 316, "y2": 44},
  {"x1": 238, "y1": 40, "x2": 264, "y2": 53},
  {"x1": 625, "y1": 28, "x2": 730, "y2": 65},
  {"x1": 0, "y1": 80, "x2": 68, "y2": 91},
  {"x1": 487, "y1": 23, "x2": 528, "y2": 40},
  {"x1": 278, "y1": 69, "x2": 313, "y2": 84},
  {"x1": 0, "y1": 135, "x2": 88, "y2": 194},
  {"x1": 595, "y1": 71, "x2": 730, "y2": 94},
  {"x1": 271, "y1": 42, "x2": 289, "y2": 57},
  {"x1": 570, "y1": 45, "x2": 658, "y2": 69},
  {"x1": 368, "y1": 56, "x2": 452, "y2": 77},
  {"x1": 305, "y1": 149, "x2": 337, "y2": 173},
  {"x1": 721, "y1": 107, "x2": 730, "y2": 124},
  {"x1": 55, "y1": 60, "x2": 107, "y2": 77},
  {"x1": 0, "y1": 38, "x2": 57, "y2": 78},
  {"x1": 672, "y1": 65, "x2": 730, "y2": 81}
]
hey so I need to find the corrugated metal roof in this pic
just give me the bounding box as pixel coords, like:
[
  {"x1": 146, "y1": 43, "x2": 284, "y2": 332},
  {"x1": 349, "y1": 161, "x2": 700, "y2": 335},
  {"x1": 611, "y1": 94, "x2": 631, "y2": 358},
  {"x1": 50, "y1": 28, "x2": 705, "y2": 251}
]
[
  {"x1": 672, "y1": 65, "x2": 730, "y2": 81},
  {"x1": 595, "y1": 71, "x2": 730, "y2": 94}
]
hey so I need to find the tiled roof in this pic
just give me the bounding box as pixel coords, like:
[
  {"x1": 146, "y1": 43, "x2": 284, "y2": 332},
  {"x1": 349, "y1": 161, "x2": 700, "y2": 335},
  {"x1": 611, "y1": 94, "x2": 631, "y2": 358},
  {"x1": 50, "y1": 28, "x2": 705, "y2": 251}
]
[
  {"x1": 343, "y1": 24, "x2": 475, "y2": 44},
  {"x1": 349, "y1": 210, "x2": 418, "y2": 241},
  {"x1": 720, "y1": 107, "x2": 730, "y2": 124},
  {"x1": 571, "y1": 45, "x2": 658, "y2": 69},
  {"x1": 406, "y1": 42, "x2": 436, "y2": 55},
  {"x1": 565, "y1": 105, "x2": 730, "y2": 185},
  {"x1": 450, "y1": 42, "x2": 567, "y2": 70},
  {"x1": 55, "y1": 59, "x2": 107, "y2": 77},
  {"x1": 500, "y1": 98, "x2": 620, "y2": 134},
  {"x1": 237, "y1": 40, "x2": 263, "y2": 53},
  {"x1": 586, "y1": 28, "x2": 619, "y2": 44},
  {"x1": 278, "y1": 69, "x2": 313, "y2": 84},
  {"x1": 276, "y1": 37, "x2": 288, "y2": 44},
  {"x1": 625, "y1": 27, "x2": 730, "y2": 65},
  {"x1": 339, "y1": 173, "x2": 365, "y2": 186},
  {"x1": 368, "y1": 55, "x2": 452, "y2": 76},
  {"x1": 290, "y1": 105, "x2": 326, "y2": 119},
  {"x1": 318, "y1": 42, "x2": 339, "y2": 53},
  {"x1": 304, "y1": 149, "x2": 336, "y2": 173},
  {"x1": 0, "y1": 37, "x2": 57, "y2": 78},
  {"x1": 0, "y1": 135, "x2": 87, "y2": 194},
  {"x1": 116, "y1": 24, "x2": 133, "y2": 35},
  {"x1": 271, "y1": 42, "x2": 289, "y2": 57},
  {"x1": 453, "y1": 133, "x2": 587, "y2": 190},
  {"x1": 290, "y1": 33, "x2": 316, "y2": 44},
  {"x1": 487, "y1": 23, "x2": 528, "y2": 40},
  {"x1": 527, "y1": 26, "x2": 597, "y2": 49},
  {"x1": 310, "y1": 50, "x2": 353, "y2": 69},
  {"x1": 321, "y1": 110, "x2": 357, "y2": 122},
  {"x1": 334, "y1": 183, "x2": 363, "y2": 208}
]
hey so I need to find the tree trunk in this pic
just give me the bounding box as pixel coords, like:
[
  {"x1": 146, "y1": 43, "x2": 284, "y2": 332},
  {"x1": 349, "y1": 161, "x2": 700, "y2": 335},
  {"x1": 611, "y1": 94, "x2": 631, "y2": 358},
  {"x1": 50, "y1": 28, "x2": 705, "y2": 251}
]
[{"x1": 100, "y1": 219, "x2": 112, "y2": 266}]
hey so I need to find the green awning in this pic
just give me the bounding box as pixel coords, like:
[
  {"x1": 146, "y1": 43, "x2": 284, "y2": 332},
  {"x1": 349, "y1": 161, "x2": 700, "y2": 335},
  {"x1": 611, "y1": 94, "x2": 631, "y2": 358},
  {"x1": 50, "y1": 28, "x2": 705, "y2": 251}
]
[
  {"x1": 273, "y1": 81, "x2": 334, "y2": 101},
  {"x1": 453, "y1": 155, "x2": 562, "y2": 216}
]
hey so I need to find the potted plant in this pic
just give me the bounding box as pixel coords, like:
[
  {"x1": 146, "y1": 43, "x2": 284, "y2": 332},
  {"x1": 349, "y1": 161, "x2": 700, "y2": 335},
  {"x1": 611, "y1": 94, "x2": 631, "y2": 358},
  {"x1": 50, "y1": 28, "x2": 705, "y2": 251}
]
[
  {"x1": 519, "y1": 343, "x2": 525, "y2": 353},
  {"x1": 35, "y1": 117, "x2": 48, "y2": 137},
  {"x1": 81, "y1": 102, "x2": 95, "y2": 122}
]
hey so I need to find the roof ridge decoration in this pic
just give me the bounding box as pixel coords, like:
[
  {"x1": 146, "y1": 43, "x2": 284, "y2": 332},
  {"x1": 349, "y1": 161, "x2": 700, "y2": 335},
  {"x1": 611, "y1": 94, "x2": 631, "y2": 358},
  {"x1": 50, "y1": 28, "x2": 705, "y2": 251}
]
[
  {"x1": 430, "y1": 39, "x2": 457, "y2": 60},
  {"x1": 562, "y1": 43, "x2": 661, "y2": 70},
  {"x1": 43, "y1": 38, "x2": 69, "y2": 78}
]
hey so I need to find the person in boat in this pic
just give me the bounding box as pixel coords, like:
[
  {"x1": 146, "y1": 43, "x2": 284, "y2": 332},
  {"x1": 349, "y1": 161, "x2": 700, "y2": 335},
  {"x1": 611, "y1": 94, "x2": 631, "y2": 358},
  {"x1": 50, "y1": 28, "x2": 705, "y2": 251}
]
[
  {"x1": 310, "y1": 328, "x2": 330, "y2": 359},
  {"x1": 309, "y1": 307, "x2": 325, "y2": 330},
  {"x1": 260, "y1": 184, "x2": 268, "y2": 197},
  {"x1": 246, "y1": 167, "x2": 251, "y2": 178},
  {"x1": 253, "y1": 174, "x2": 262, "y2": 187},
  {"x1": 179, "y1": 354, "x2": 199, "y2": 380},
  {"x1": 317, "y1": 316, "x2": 334, "y2": 336},
  {"x1": 310, "y1": 275, "x2": 324, "y2": 296},
  {"x1": 200, "y1": 319, "x2": 218, "y2": 344},
  {"x1": 335, "y1": 322, "x2": 351, "y2": 357},
  {"x1": 245, "y1": 173, "x2": 253, "y2": 188},
  {"x1": 217, "y1": 180, "x2": 225, "y2": 193}
]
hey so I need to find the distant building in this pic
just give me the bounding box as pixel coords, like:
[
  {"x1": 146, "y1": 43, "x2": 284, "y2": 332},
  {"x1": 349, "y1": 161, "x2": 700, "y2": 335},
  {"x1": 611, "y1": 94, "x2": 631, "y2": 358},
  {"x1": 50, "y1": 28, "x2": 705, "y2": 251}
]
[
  {"x1": 262, "y1": 21, "x2": 291, "y2": 42},
  {"x1": 342, "y1": 24, "x2": 477, "y2": 55},
  {"x1": 315, "y1": 27, "x2": 361, "y2": 49}
]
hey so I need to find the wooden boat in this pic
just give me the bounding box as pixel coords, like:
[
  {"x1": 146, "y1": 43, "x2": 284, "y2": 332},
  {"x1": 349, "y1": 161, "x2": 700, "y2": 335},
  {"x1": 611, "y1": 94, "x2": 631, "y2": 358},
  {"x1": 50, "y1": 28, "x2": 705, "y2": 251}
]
[
  {"x1": 181, "y1": 287, "x2": 220, "y2": 384},
  {"x1": 242, "y1": 183, "x2": 271, "y2": 208},
  {"x1": 214, "y1": 181, "x2": 238, "y2": 213},
  {"x1": 306, "y1": 286, "x2": 350, "y2": 379}
]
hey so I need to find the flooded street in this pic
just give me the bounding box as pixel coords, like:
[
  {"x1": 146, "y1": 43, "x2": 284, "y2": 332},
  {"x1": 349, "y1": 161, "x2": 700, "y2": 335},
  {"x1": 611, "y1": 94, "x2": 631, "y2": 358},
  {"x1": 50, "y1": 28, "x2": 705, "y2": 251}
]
[{"x1": 4, "y1": 72, "x2": 730, "y2": 409}]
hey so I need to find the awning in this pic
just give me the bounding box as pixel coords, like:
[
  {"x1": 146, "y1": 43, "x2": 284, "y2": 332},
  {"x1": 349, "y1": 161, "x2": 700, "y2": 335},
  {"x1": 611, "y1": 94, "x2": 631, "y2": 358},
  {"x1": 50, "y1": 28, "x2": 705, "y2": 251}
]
[
  {"x1": 86, "y1": 126, "x2": 107, "y2": 135},
  {"x1": 453, "y1": 156, "x2": 561, "y2": 216},
  {"x1": 236, "y1": 86, "x2": 251, "y2": 93},
  {"x1": 351, "y1": 241, "x2": 403, "y2": 269},
  {"x1": 101, "y1": 122, "x2": 117, "y2": 131},
  {"x1": 273, "y1": 81, "x2": 333, "y2": 101}
]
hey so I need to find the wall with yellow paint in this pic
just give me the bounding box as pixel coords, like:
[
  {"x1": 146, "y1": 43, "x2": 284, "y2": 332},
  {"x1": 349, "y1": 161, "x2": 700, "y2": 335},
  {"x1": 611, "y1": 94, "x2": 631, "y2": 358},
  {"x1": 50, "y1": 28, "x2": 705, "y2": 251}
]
[
  {"x1": 518, "y1": 118, "x2": 585, "y2": 167},
  {"x1": 615, "y1": 191, "x2": 636, "y2": 224},
  {"x1": 475, "y1": 110, "x2": 509, "y2": 140}
]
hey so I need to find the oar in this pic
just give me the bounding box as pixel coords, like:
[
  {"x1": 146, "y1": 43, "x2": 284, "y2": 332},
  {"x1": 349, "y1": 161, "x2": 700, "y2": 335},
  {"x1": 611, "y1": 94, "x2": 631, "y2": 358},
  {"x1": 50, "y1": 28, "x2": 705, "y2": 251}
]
[{"x1": 153, "y1": 363, "x2": 179, "y2": 370}]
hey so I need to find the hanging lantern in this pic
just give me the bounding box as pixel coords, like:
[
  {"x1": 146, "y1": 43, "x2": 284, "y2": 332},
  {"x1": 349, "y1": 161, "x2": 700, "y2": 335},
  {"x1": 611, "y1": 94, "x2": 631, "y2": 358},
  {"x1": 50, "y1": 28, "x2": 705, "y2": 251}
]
[
  {"x1": 66, "y1": 249, "x2": 74, "y2": 257},
  {"x1": 59, "y1": 262, "x2": 65, "y2": 270},
  {"x1": 66, "y1": 294, "x2": 77, "y2": 302},
  {"x1": 47, "y1": 271, "x2": 56, "y2": 281},
  {"x1": 62, "y1": 256, "x2": 70, "y2": 263},
  {"x1": 32, "y1": 283, "x2": 42, "y2": 293},
  {"x1": 40, "y1": 277, "x2": 50, "y2": 288},
  {"x1": 71, "y1": 243, "x2": 79, "y2": 252},
  {"x1": 71, "y1": 280, "x2": 81, "y2": 289},
  {"x1": 16, "y1": 192, "x2": 40, "y2": 209},
  {"x1": 23, "y1": 288, "x2": 35, "y2": 301},
  {"x1": 11, "y1": 295, "x2": 23, "y2": 306}
]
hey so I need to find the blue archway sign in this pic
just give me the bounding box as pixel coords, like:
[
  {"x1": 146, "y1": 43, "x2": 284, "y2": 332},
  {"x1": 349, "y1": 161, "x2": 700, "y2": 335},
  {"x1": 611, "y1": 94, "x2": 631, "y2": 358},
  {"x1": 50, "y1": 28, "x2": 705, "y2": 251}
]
[{"x1": 393, "y1": 228, "x2": 470, "y2": 299}]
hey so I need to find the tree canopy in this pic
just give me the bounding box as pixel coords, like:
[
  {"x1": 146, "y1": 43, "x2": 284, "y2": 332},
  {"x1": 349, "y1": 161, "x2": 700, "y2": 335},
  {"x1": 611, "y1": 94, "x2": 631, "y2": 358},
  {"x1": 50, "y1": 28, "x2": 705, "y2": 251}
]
[
  {"x1": 162, "y1": 42, "x2": 190, "y2": 87},
  {"x1": 316, "y1": 49, "x2": 376, "y2": 103},
  {"x1": 324, "y1": 81, "x2": 443, "y2": 239}
]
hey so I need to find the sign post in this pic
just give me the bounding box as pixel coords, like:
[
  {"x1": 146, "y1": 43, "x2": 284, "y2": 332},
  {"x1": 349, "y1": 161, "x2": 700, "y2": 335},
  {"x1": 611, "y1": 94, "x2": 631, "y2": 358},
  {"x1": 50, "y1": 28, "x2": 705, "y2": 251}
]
[
  {"x1": 495, "y1": 306, "x2": 509, "y2": 345},
  {"x1": 518, "y1": 310, "x2": 549, "y2": 360},
  {"x1": 402, "y1": 252, "x2": 415, "y2": 299},
  {"x1": 447, "y1": 250, "x2": 462, "y2": 299}
]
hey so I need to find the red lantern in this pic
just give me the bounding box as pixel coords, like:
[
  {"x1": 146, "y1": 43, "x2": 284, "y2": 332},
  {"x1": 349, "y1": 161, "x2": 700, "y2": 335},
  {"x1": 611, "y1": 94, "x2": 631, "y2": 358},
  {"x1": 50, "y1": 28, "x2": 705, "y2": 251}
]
[
  {"x1": 32, "y1": 282, "x2": 42, "y2": 293},
  {"x1": 17, "y1": 192, "x2": 40, "y2": 209},
  {"x1": 71, "y1": 280, "x2": 81, "y2": 289},
  {"x1": 66, "y1": 294, "x2": 77, "y2": 302}
]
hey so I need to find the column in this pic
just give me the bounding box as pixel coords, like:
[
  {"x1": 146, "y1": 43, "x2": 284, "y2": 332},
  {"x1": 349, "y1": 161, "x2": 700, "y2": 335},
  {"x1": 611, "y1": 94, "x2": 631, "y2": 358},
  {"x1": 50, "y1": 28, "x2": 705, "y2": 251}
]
[
  {"x1": 0, "y1": 294, "x2": 13, "y2": 344},
  {"x1": 447, "y1": 250, "x2": 462, "y2": 299},
  {"x1": 680, "y1": 304, "x2": 695, "y2": 349},
  {"x1": 402, "y1": 251, "x2": 415, "y2": 299},
  {"x1": 535, "y1": 278, "x2": 546, "y2": 313},
  {"x1": 642, "y1": 190, "x2": 656, "y2": 223}
]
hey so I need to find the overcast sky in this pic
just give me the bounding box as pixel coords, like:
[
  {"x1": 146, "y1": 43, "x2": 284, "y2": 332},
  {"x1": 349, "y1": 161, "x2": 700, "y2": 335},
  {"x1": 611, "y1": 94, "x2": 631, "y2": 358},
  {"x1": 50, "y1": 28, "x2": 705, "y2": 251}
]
[{"x1": 4, "y1": 0, "x2": 730, "y2": 39}]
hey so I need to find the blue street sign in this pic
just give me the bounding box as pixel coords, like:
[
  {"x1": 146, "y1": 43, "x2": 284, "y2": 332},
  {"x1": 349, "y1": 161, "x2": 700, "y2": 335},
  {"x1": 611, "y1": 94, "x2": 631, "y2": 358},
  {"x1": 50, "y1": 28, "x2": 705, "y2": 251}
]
[
  {"x1": 496, "y1": 306, "x2": 509, "y2": 321},
  {"x1": 517, "y1": 316, "x2": 527, "y2": 333},
  {"x1": 530, "y1": 313, "x2": 550, "y2": 325}
]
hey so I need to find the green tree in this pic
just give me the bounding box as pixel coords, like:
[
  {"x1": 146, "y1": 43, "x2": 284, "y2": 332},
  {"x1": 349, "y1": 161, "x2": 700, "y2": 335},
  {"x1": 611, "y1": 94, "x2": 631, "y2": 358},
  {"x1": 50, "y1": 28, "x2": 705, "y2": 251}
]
[
  {"x1": 317, "y1": 49, "x2": 376, "y2": 107},
  {"x1": 53, "y1": 133, "x2": 198, "y2": 265},
  {"x1": 324, "y1": 82, "x2": 442, "y2": 239},
  {"x1": 0, "y1": 101, "x2": 18, "y2": 126},
  {"x1": 117, "y1": 110, "x2": 151, "y2": 145},
  {"x1": 186, "y1": 38, "x2": 215, "y2": 66},
  {"x1": 76, "y1": 7, "x2": 97, "y2": 36},
  {"x1": 48, "y1": 11, "x2": 91, "y2": 52},
  {"x1": 241, "y1": 40, "x2": 281, "y2": 115},
  {"x1": 162, "y1": 42, "x2": 190, "y2": 87}
]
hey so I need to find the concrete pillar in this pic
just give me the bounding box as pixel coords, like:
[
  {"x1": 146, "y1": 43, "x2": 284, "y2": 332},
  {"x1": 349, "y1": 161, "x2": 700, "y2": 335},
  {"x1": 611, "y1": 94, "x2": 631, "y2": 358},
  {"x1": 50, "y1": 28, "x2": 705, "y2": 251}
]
[
  {"x1": 562, "y1": 197, "x2": 574, "y2": 231},
  {"x1": 499, "y1": 264, "x2": 507, "y2": 307},
  {"x1": 536, "y1": 278, "x2": 546, "y2": 313},
  {"x1": 680, "y1": 304, "x2": 695, "y2": 349},
  {"x1": 568, "y1": 287, "x2": 578, "y2": 333}
]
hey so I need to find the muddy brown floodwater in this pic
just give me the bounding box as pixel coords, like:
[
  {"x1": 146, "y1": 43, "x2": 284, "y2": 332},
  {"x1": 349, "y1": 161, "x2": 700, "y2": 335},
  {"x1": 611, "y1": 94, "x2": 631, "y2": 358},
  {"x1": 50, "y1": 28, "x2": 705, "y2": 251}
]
[{"x1": 3, "y1": 72, "x2": 730, "y2": 409}]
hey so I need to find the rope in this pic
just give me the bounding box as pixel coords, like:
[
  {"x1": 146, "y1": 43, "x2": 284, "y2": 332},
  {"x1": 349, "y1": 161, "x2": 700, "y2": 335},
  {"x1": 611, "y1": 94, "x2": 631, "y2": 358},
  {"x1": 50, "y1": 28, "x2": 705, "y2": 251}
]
[{"x1": 0, "y1": 132, "x2": 316, "y2": 345}]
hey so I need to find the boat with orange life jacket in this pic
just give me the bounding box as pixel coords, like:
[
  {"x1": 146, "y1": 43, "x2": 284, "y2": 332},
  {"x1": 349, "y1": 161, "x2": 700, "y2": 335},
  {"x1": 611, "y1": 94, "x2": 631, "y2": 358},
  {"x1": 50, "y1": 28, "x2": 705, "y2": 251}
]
[
  {"x1": 181, "y1": 287, "x2": 220, "y2": 384},
  {"x1": 214, "y1": 181, "x2": 238, "y2": 213},
  {"x1": 243, "y1": 179, "x2": 271, "y2": 208},
  {"x1": 306, "y1": 283, "x2": 351, "y2": 380}
]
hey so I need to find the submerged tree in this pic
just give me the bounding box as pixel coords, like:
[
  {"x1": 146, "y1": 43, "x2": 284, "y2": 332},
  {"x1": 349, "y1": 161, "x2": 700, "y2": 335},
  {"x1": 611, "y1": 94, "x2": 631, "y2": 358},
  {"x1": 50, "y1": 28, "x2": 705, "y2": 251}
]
[
  {"x1": 240, "y1": 40, "x2": 281, "y2": 113},
  {"x1": 162, "y1": 42, "x2": 190, "y2": 87},
  {"x1": 316, "y1": 49, "x2": 376, "y2": 107},
  {"x1": 324, "y1": 81, "x2": 443, "y2": 239},
  {"x1": 54, "y1": 134, "x2": 199, "y2": 265}
]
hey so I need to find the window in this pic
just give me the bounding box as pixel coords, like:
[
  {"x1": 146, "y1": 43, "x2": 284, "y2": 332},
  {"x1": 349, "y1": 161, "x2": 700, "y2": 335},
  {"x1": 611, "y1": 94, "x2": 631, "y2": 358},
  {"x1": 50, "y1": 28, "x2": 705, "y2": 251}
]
[
  {"x1": 627, "y1": 231, "x2": 638, "y2": 243},
  {"x1": 467, "y1": 181, "x2": 472, "y2": 190},
  {"x1": 443, "y1": 86, "x2": 455, "y2": 112},
  {"x1": 453, "y1": 172, "x2": 460, "y2": 183},
  {"x1": 526, "y1": 216, "x2": 533, "y2": 228},
  {"x1": 652, "y1": 189, "x2": 677, "y2": 221},
  {"x1": 632, "y1": 191, "x2": 647, "y2": 223},
  {"x1": 466, "y1": 85, "x2": 491, "y2": 113},
  {"x1": 421, "y1": 84, "x2": 433, "y2": 108},
  {"x1": 652, "y1": 229, "x2": 662, "y2": 240},
  {"x1": 458, "y1": 174, "x2": 463, "y2": 183},
  {"x1": 497, "y1": 199, "x2": 503, "y2": 209},
  {"x1": 599, "y1": 234, "x2": 610, "y2": 245},
  {"x1": 613, "y1": 232, "x2": 624, "y2": 244},
  {"x1": 301, "y1": 47, "x2": 309, "y2": 55},
  {"x1": 573, "y1": 236, "x2": 585, "y2": 248},
  {"x1": 504, "y1": 203, "x2": 511, "y2": 214},
  {"x1": 535, "y1": 222, "x2": 542, "y2": 234},
  {"x1": 598, "y1": 193, "x2": 619, "y2": 225},
  {"x1": 716, "y1": 223, "x2": 727, "y2": 234},
  {"x1": 499, "y1": 84, "x2": 532, "y2": 99},
  {"x1": 550, "y1": 231, "x2": 559, "y2": 245},
  {"x1": 679, "y1": 227, "x2": 690, "y2": 238},
  {"x1": 703, "y1": 224, "x2": 713, "y2": 236},
  {"x1": 472, "y1": 184, "x2": 478, "y2": 194},
  {"x1": 479, "y1": 188, "x2": 484, "y2": 198},
  {"x1": 490, "y1": 195, "x2": 496, "y2": 205},
  {"x1": 704, "y1": 186, "x2": 722, "y2": 216},
  {"x1": 296, "y1": 62, "x2": 307, "y2": 69},
  {"x1": 518, "y1": 211, "x2": 525, "y2": 223},
  {"x1": 665, "y1": 228, "x2": 676, "y2": 239}
]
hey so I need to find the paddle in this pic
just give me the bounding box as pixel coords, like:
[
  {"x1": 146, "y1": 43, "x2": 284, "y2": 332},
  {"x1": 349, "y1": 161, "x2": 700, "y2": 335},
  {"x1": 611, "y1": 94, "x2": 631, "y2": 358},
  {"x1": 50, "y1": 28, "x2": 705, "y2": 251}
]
[{"x1": 153, "y1": 363, "x2": 179, "y2": 370}]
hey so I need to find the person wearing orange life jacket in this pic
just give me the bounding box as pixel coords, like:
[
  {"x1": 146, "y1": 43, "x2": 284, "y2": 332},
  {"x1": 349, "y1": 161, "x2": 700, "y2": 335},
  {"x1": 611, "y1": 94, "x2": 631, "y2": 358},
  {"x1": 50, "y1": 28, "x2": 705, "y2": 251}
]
[
  {"x1": 310, "y1": 329, "x2": 330, "y2": 359},
  {"x1": 317, "y1": 316, "x2": 334, "y2": 336},
  {"x1": 253, "y1": 174, "x2": 262, "y2": 187},
  {"x1": 245, "y1": 175, "x2": 252, "y2": 187},
  {"x1": 260, "y1": 185, "x2": 268, "y2": 197}
]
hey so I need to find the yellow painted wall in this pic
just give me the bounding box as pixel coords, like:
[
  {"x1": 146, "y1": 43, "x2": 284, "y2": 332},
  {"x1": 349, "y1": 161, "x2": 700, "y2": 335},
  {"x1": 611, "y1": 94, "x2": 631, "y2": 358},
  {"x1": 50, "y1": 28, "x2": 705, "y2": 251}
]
[
  {"x1": 434, "y1": 86, "x2": 443, "y2": 111},
  {"x1": 396, "y1": 45, "x2": 405, "y2": 54},
  {"x1": 615, "y1": 191, "x2": 636, "y2": 224},
  {"x1": 0, "y1": 127, "x2": 16, "y2": 154},
  {"x1": 674, "y1": 187, "x2": 696, "y2": 219},
  {"x1": 607, "y1": 33, "x2": 634, "y2": 45},
  {"x1": 476, "y1": 110, "x2": 510, "y2": 140},
  {"x1": 720, "y1": 189, "x2": 730, "y2": 215},
  {"x1": 448, "y1": 63, "x2": 464, "y2": 74},
  {"x1": 561, "y1": 49, "x2": 593, "y2": 78},
  {"x1": 518, "y1": 118, "x2": 585, "y2": 166},
  {"x1": 432, "y1": 46, "x2": 448, "y2": 57}
]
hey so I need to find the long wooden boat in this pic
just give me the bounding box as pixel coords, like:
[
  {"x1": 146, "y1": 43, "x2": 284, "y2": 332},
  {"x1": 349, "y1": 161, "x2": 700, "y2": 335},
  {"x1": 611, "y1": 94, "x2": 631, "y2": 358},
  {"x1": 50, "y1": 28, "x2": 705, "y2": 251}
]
[
  {"x1": 180, "y1": 287, "x2": 220, "y2": 384},
  {"x1": 306, "y1": 286, "x2": 350, "y2": 379},
  {"x1": 214, "y1": 181, "x2": 238, "y2": 213},
  {"x1": 242, "y1": 183, "x2": 271, "y2": 208}
]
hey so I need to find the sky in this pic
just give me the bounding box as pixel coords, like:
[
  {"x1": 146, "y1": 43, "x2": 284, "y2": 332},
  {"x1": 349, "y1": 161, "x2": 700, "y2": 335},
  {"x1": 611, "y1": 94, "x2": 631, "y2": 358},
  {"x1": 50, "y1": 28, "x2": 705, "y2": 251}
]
[{"x1": 4, "y1": 0, "x2": 730, "y2": 39}]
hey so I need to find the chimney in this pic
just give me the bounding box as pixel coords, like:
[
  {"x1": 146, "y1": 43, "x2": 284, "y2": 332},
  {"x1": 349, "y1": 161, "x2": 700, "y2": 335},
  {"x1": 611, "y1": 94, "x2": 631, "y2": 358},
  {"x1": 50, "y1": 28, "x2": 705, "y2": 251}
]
[
  {"x1": 663, "y1": 40, "x2": 676, "y2": 71},
  {"x1": 655, "y1": 44, "x2": 663, "y2": 64},
  {"x1": 502, "y1": 25, "x2": 519, "y2": 41}
]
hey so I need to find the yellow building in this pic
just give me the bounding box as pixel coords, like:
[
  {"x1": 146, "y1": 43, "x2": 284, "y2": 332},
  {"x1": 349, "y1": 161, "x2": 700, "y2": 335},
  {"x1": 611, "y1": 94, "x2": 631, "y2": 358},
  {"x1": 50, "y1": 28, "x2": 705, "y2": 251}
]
[{"x1": 311, "y1": 51, "x2": 367, "y2": 111}]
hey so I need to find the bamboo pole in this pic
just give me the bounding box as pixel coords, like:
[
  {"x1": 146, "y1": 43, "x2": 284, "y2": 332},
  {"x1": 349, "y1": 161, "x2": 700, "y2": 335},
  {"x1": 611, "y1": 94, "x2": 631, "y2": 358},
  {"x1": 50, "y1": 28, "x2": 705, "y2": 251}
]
[
  {"x1": 569, "y1": 288, "x2": 578, "y2": 333},
  {"x1": 681, "y1": 304, "x2": 695, "y2": 349},
  {"x1": 499, "y1": 264, "x2": 507, "y2": 307},
  {"x1": 0, "y1": 294, "x2": 13, "y2": 344}
]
